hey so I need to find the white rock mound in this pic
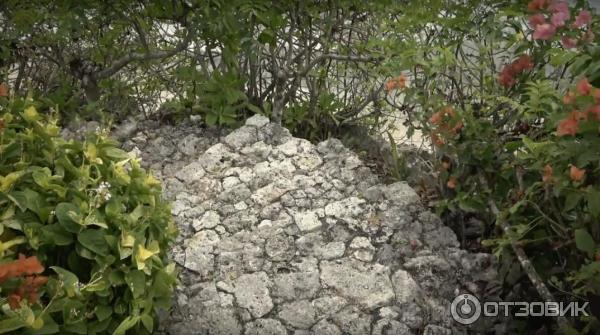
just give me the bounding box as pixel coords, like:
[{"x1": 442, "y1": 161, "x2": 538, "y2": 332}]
[{"x1": 122, "y1": 115, "x2": 500, "y2": 335}]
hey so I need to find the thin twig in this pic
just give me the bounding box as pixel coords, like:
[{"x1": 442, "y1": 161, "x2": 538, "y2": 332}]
[{"x1": 478, "y1": 174, "x2": 571, "y2": 331}]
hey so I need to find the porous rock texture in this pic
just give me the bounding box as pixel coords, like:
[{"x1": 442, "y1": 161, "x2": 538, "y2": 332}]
[{"x1": 123, "y1": 115, "x2": 499, "y2": 335}]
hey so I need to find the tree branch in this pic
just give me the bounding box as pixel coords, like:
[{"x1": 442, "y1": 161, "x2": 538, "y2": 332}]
[
  {"x1": 131, "y1": 17, "x2": 150, "y2": 51},
  {"x1": 477, "y1": 174, "x2": 571, "y2": 331},
  {"x1": 294, "y1": 53, "x2": 384, "y2": 78},
  {"x1": 95, "y1": 28, "x2": 192, "y2": 80}
]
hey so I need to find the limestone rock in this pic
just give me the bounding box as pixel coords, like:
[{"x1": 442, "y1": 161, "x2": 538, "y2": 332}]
[
  {"x1": 320, "y1": 259, "x2": 395, "y2": 310},
  {"x1": 293, "y1": 210, "x2": 322, "y2": 232},
  {"x1": 127, "y1": 118, "x2": 500, "y2": 335},
  {"x1": 245, "y1": 318, "x2": 287, "y2": 335},
  {"x1": 232, "y1": 272, "x2": 274, "y2": 318},
  {"x1": 277, "y1": 300, "x2": 316, "y2": 329}
]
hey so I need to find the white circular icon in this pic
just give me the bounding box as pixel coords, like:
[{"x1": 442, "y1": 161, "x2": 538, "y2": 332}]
[{"x1": 451, "y1": 293, "x2": 481, "y2": 325}]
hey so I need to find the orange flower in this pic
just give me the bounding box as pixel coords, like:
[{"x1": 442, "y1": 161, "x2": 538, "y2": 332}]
[
  {"x1": 570, "y1": 110, "x2": 588, "y2": 121},
  {"x1": 577, "y1": 78, "x2": 593, "y2": 96},
  {"x1": 528, "y1": 0, "x2": 548, "y2": 11},
  {"x1": 451, "y1": 121, "x2": 463, "y2": 133},
  {"x1": 556, "y1": 111, "x2": 585, "y2": 137},
  {"x1": 429, "y1": 111, "x2": 443, "y2": 125},
  {"x1": 0, "y1": 255, "x2": 45, "y2": 282},
  {"x1": 395, "y1": 75, "x2": 407, "y2": 89},
  {"x1": 499, "y1": 55, "x2": 535, "y2": 87},
  {"x1": 441, "y1": 106, "x2": 456, "y2": 117},
  {"x1": 8, "y1": 275, "x2": 48, "y2": 309},
  {"x1": 587, "y1": 105, "x2": 600, "y2": 120},
  {"x1": 430, "y1": 106, "x2": 456, "y2": 125},
  {"x1": 557, "y1": 117, "x2": 579, "y2": 136},
  {"x1": 498, "y1": 68, "x2": 516, "y2": 87},
  {"x1": 384, "y1": 75, "x2": 407, "y2": 91},
  {"x1": 0, "y1": 83, "x2": 8, "y2": 97},
  {"x1": 569, "y1": 165, "x2": 585, "y2": 182},
  {"x1": 542, "y1": 164, "x2": 553, "y2": 183},
  {"x1": 563, "y1": 90, "x2": 576, "y2": 105},
  {"x1": 8, "y1": 294, "x2": 21, "y2": 310},
  {"x1": 384, "y1": 79, "x2": 396, "y2": 91},
  {"x1": 447, "y1": 177, "x2": 457, "y2": 189},
  {"x1": 430, "y1": 132, "x2": 444, "y2": 147},
  {"x1": 513, "y1": 55, "x2": 534, "y2": 72}
]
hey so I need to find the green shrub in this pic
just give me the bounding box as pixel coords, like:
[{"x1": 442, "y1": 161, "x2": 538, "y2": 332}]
[
  {"x1": 0, "y1": 97, "x2": 178, "y2": 334},
  {"x1": 382, "y1": 0, "x2": 599, "y2": 333}
]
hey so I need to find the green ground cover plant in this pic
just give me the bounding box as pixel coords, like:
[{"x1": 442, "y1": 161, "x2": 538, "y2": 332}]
[{"x1": 0, "y1": 97, "x2": 177, "y2": 334}]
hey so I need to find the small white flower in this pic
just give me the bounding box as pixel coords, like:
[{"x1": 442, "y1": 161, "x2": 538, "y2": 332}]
[{"x1": 97, "y1": 181, "x2": 111, "y2": 192}]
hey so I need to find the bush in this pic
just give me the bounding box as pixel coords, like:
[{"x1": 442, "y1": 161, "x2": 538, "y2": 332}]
[
  {"x1": 0, "y1": 97, "x2": 178, "y2": 334},
  {"x1": 383, "y1": 0, "x2": 600, "y2": 333}
]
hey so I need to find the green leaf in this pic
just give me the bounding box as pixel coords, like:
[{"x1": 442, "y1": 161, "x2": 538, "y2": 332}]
[
  {"x1": 0, "y1": 317, "x2": 25, "y2": 334},
  {"x1": 109, "y1": 270, "x2": 125, "y2": 285},
  {"x1": 112, "y1": 316, "x2": 139, "y2": 335},
  {"x1": 509, "y1": 199, "x2": 525, "y2": 214},
  {"x1": 78, "y1": 229, "x2": 109, "y2": 256},
  {"x1": 55, "y1": 202, "x2": 82, "y2": 233},
  {"x1": 564, "y1": 192, "x2": 582, "y2": 212},
  {"x1": 585, "y1": 61, "x2": 600, "y2": 82},
  {"x1": 458, "y1": 197, "x2": 486, "y2": 213},
  {"x1": 62, "y1": 320, "x2": 87, "y2": 334},
  {"x1": 574, "y1": 228, "x2": 595, "y2": 257},
  {"x1": 22, "y1": 106, "x2": 40, "y2": 123},
  {"x1": 83, "y1": 212, "x2": 109, "y2": 229},
  {"x1": 245, "y1": 103, "x2": 263, "y2": 115},
  {"x1": 94, "y1": 305, "x2": 112, "y2": 322},
  {"x1": 61, "y1": 298, "x2": 86, "y2": 325},
  {"x1": 42, "y1": 224, "x2": 73, "y2": 246},
  {"x1": 140, "y1": 314, "x2": 154, "y2": 333},
  {"x1": 102, "y1": 147, "x2": 129, "y2": 160},
  {"x1": 522, "y1": 137, "x2": 550, "y2": 154},
  {"x1": 569, "y1": 55, "x2": 591, "y2": 76},
  {"x1": 104, "y1": 198, "x2": 122, "y2": 219},
  {"x1": 12, "y1": 188, "x2": 51, "y2": 221},
  {"x1": 504, "y1": 141, "x2": 522, "y2": 152},
  {"x1": 83, "y1": 276, "x2": 109, "y2": 293},
  {"x1": 125, "y1": 270, "x2": 146, "y2": 298},
  {"x1": 32, "y1": 168, "x2": 66, "y2": 198},
  {"x1": 87, "y1": 318, "x2": 111, "y2": 334},
  {"x1": 257, "y1": 29, "x2": 275, "y2": 46},
  {"x1": 586, "y1": 190, "x2": 600, "y2": 218},
  {"x1": 135, "y1": 241, "x2": 160, "y2": 271},
  {"x1": 55, "y1": 156, "x2": 81, "y2": 178},
  {"x1": 32, "y1": 168, "x2": 51, "y2": 188},
  {"x1": 152, "y1": 267, "x2": 177, "y2": 298},
  {"x1": 51, "y1": 266, "x2": 79, "y2": 297},
  {"x1": 205, "y1": 112, "x2": 218, "y2": 126},
  {"x1": 2, "y1": 192, "x2": 26, "y2": 212},
  {"x1": 22, "y1": 314, "x2": 59, "y2": 334},
  {"x1": 128, "y1": 205, "x2": 144, "y2": 224}
]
